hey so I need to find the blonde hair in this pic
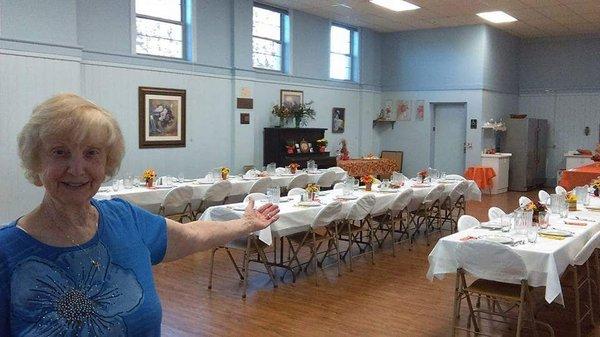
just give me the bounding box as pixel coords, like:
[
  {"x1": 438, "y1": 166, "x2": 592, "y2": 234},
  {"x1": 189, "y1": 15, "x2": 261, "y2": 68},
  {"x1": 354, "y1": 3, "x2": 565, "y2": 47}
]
[{"x1": 18, "y1": 93, "x2": 125, "y2": 185}]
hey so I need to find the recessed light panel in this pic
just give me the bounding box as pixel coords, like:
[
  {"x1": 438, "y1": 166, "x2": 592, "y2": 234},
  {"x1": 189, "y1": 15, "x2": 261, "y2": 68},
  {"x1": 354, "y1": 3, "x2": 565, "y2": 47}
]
[
  {"x1": 369, "y1": 0, "x2": 420, "y2": 12},
  {"x1": 477, "y1": 11, "x2": 517, "y2": 23}
]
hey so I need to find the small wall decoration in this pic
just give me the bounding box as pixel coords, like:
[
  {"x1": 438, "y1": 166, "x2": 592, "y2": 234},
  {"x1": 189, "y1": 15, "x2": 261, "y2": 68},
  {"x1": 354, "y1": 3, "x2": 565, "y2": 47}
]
[
  {"x1": 236, "y1": 98, "x2": 253, "y2": 109},
  {"x1": 138, "y1": 87, "x2": 186, "y2": 148},
  {"x1": 299, "y1": 140, "x2": 310, "y2": 153},
  {"x1": 415, "y1": 100, "x2": 425, "y2": 121},
  {"x1": 280, "y1": 89, "x2": 303, "y2": 107},
  {"x1": 332, "y1": 107, "x2": 345, "y2": 133},
  {"x1": 240, "y1": 112, "x2": 250, "y2": 124},
  {"x1": 396, "y1": 99, "x2": 411, "y2": 121},
  {"x1": 383, "y1": 100, "x2": 393, "y2": 120}
]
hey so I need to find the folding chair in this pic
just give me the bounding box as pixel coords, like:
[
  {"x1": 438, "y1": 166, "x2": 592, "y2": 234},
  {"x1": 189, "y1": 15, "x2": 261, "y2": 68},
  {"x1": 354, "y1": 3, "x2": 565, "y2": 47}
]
[
  {"x1": 372, "y1": 189, "x2": 413, "y2": 256},
  {"x1": 337, "y1": 194, "x2": 377, "y2": 271},
  {"x1": 409, "y1": 185, "x2": 445, "y2": 247},
  {"x1": 440, "y1": 181, "x2": 469, "y2": 232},
  {"x1": 193, "y1": 180, "x2": 232, "y2": 218},
  {"x1": 158, "y1": 185, "x2": 194, "y2": 222}
]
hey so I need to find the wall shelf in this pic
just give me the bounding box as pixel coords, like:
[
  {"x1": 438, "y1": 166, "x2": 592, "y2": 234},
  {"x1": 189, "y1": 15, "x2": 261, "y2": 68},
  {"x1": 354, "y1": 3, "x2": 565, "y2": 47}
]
[{"x1": 372, "y1": 119, "x2": 396, "y2": 129}]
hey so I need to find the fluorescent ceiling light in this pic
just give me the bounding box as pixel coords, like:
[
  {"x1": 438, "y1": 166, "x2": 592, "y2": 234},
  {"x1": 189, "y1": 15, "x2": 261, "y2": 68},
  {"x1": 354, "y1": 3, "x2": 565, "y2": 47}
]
[
  {"x1": 370, "y1": 0, "x2": 420, "y2": 12},
  {"x1": 477, "y1": 11, "x2": 517, "y2": 23}
]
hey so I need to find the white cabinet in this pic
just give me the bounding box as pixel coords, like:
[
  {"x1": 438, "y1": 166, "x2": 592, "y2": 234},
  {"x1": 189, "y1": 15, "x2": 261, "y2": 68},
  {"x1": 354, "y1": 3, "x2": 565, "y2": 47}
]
[
  {"x1": 564, "y1": 152, "x2": 593, "y2": 170},
  {"x1": 481, "y1": 153, "x2": 512, "y2": 194}
]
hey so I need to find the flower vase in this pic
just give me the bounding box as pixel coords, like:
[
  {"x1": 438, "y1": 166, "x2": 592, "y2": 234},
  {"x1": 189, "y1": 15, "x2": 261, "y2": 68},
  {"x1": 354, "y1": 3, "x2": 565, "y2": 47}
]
[
  {"x1": 319, "y1": 146, "x2": 326, "y2": 153},
  {"x1": 595, "y1": 187, "x2": 599, "y2": 197},
  {"x1": 279, "y1": 117, "x2": 286, "y2": 128},
  {"x1": 308, "y1": 191, "x2": 316, "y2": 201},
  {"x1": 294, "y1": 116, "x2": 302, "y2": 128},
  {"x1": 568, "y1": 201, "x2": 577, "y2": 211},
  {"x1": 532, "y1": 211, "x2": 539, "y2": 224},
  {"x1": 286, "y1": 147, "x2": 294, "y2": 155},
  {"x1": 290, "y1": 167, "x2": 297, "y2": 174},
  {"x1": 221, "y1": 173, "x2": 228, "y2": 180},
  {"x1": 145, "y1": 178, "x2": 154, "y2": 188},
  {"x1": 365, "y1": 183, "x2": 372, "y2": 191}
]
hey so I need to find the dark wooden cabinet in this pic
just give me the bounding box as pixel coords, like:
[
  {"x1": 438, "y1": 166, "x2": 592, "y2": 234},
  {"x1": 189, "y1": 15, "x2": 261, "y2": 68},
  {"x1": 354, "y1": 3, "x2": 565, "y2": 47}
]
[{"x1": 263, "y1": 127, "x2": 337, "y2": 168}]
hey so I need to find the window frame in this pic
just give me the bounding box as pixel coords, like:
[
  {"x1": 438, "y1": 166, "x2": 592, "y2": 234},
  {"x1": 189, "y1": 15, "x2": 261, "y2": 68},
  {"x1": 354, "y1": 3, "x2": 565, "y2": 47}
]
[
  {"x1": 329, "y1": 22, "x2": 358, "y2": 82},
  {"x1": 252, "y1": 2, "x2": 288, "y2": 72},
  {"x1": 134, "y1": 0, "x2": 188, "y2": 60}
]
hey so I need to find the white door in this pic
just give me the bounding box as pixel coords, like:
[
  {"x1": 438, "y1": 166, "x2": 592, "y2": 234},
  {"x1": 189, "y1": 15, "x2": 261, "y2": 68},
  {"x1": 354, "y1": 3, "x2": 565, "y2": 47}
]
[{"x1": 431, "y1": 103, "x2": 467, "y2": 175}]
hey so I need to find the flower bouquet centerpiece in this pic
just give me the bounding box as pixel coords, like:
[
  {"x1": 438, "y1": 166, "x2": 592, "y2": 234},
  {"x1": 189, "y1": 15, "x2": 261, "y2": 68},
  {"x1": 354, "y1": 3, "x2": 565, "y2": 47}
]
[
  {"x1": 338, "y1": 139, "x2": 350, "y2": 161},
  {"x1": 220, "y1": 167, "x2": 230, "y2": 180},
  {"x1": 143, "y1": 169, "x2": 156, "y2": 188},
  {"x1": 271, "y1": 104, "x2": 293, "y2": 127},
  {"x1": 316, "y1": 138, "x2": 328, "y2": 153},
  {"x1": 288, "y1": 162, "x2": 300, "y2": 174},
  {"x1": 418, "y1": 170, "x2": 429, "y2": 184},
  {"x1": 305, "y1": 183, "x2": 320, "y2": 201},
  {"x1": 360, "y1": 175, "x2": 375, "y2": 191},
  {"x1": 592, "y1": 178, "x2": 600, "y2": 197},
  {"x1": 524, "y1": 200, "x2": 547, "y2": 223},
  {"x1": 285, "y1": 140, "x2": 296, "y2": 155},
  {"x1": 566, "y1": 192, "x2": 578, "y2": 211},
  {"x1": 290, "y1": 101, "x2": 316, "y2": 128}
]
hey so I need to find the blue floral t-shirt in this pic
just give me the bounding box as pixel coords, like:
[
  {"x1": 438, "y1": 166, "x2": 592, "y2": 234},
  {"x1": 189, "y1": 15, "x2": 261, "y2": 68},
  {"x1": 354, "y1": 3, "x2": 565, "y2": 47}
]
[{"x1": 0, "y1": 198, "x2": 167, "y2": 336}]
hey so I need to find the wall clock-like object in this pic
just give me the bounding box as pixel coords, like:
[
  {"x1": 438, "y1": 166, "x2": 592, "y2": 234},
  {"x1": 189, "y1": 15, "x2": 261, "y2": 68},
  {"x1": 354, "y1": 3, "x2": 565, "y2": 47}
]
[{"x1": 299, "y1": 140, "x2": 310, "y2": 153}]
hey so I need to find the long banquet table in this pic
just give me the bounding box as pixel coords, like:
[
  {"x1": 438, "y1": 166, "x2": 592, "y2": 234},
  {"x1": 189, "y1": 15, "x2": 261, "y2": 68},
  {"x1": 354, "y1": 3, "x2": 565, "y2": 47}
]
[
  {"x1": 559, "y1": 162, "x2": 600, "y2": 190},
  {"x1": 201, "y1": 179, "x2": 481, "y2": 246},
  {"x1": 427, "y1": 200, "x2": 600, "y2": 304}
]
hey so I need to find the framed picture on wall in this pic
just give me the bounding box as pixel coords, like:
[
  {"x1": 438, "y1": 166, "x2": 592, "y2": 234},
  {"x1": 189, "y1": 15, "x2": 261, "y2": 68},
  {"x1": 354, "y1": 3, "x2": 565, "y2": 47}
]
[
  {"x1": 415, "y1": 100, "x2": 425, "y2": 121},
  {"x1": 396, "y1": 99, "x2": 411, "y2": 121},
  {"x1": 139, "y1": 86, "x2": 186, "y2": 148},
  {"x1": 280, "y1": 89, "x2": 303, "y2": 107},
  {"x1": 332, "y1": 107, "x2": 345, "y2": 133}
]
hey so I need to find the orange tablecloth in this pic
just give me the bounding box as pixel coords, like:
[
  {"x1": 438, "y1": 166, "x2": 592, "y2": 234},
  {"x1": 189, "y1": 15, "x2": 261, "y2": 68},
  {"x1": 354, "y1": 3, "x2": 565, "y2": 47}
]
[
  {"x1": 464, "y1": 166, "x2": 496, "y2": 189},
  {"x1": 559, "y1": 162, "x2": 600, "y2": 190},
  {"x1": 337, "y1": 158, "x2": 399, "y2": 177}
]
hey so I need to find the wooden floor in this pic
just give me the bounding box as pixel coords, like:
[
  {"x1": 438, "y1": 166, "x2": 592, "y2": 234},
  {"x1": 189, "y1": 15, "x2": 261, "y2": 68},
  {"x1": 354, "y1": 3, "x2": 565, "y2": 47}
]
[{"x1": 154, "y1": 190, "x2": 600, "y2": 336}]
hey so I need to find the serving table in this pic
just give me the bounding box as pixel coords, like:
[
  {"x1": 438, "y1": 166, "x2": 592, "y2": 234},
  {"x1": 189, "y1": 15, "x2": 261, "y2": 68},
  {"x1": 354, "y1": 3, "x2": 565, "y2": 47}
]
[
  {"x1": 559, "y1": 162, "x2": 600, "y2": 191},
  {"x1": 337, "y1": 158, "x2": 399, "y2": 177}
]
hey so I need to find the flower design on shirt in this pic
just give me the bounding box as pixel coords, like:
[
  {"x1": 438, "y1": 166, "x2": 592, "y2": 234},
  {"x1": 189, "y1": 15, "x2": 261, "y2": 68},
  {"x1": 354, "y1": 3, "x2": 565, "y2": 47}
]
[{"x1": 11, "y1": 243, "x2": 143, "y2": 336}]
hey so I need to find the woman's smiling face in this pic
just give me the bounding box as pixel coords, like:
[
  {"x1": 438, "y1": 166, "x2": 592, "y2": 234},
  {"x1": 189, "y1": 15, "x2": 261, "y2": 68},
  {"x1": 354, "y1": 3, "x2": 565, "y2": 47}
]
[{"x1": 38, "y1": 138, "x2": 107, "y2": 206}]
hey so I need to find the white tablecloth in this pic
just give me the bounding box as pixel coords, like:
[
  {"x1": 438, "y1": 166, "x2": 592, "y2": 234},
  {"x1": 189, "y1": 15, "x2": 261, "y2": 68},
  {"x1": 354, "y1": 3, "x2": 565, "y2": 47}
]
[{"x1": 427, "y1": 207, "x2": 600, "y2": 304}]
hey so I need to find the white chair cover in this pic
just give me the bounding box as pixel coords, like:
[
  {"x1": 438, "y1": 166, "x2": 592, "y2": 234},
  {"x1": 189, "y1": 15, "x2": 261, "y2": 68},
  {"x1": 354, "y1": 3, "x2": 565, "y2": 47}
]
[
  {"x1": 423, "y1": 184, "x2": 445, "y2": 205},
  {"x1": 573, "y1": 231, "x2": 600, "y2": 266},
  {"x1": 456, "y1": 240, "x2": 527, "y2": 285},
  {"x1": 487, "y1": 207, "x2": 506, "y2": 221},
  {"x1": 555, "y1": 186, "x2": 567, "y2": 196},
  {"x1": 312, "y1": 201, "x2": 343, "y2": 228},
  {"x1": 448, "y1": 181, "x2": 469, "y2": 203},
  {"x1": 275, "y1": 167, "x2": 286, "y2": 175},
  {"x1": 346, "y1": 194, "x2": 376, "y2": 221},
  {"x1": 388, "y1": 189, "x2": 414, "y2": 214},
  {"x1": 204, "y1": 180, "x2": 232, "y2": 202},
  {"x1": 333, "y1": 182, "x2": 345, "y2": 190},
  {"x1": 316, "y1": 171, "x2": 337, "y2": 188},
  {"x1": 538, "y1": 190, "x2": 551, "y2": 204},
  {"x1": 457, "y1": 215, "x2": 480, "y2": 231},
  {"x1": 445, "y1": 174, "x2": 466, "y2": 181},
  {"x1": 287, "y1": 173, "x2": 309, "y2": 190},
  {"x1": 288, "y1": 188, "x2": 307, "y2": 196},
  {"x1": 161, "y1": 185, "x2": 193, "y2": 215},
  {"x1": 248, "y1": 177, "x2": 272, "y2": 194},
  {"x1": 243, "y1": 193, "x2": 268, "y2": 204},
  {"x1": 518, "y1": 196, "x2": 532, "y2": 208}
]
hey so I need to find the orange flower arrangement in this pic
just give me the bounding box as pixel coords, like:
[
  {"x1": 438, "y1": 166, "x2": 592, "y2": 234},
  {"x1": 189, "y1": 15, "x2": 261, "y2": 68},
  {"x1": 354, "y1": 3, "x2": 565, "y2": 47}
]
[
  {"x1": 289, "y1": 162, "x2": 300, "y2": 174},
  {"x1": 418, "y1": 170, "x2": 428, "y2": 183},
  {"x1": 360, "y1": 175, "x2": 375, "y2": 191}
]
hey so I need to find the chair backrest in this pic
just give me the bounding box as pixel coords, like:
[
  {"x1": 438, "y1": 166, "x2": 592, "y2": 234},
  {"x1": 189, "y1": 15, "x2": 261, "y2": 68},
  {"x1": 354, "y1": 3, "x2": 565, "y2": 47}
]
[
  {"x1": 448, "y1": 181, "x2": 469, "y2": 203},
  {"x1": 538, "y1": 190, "x2": 551, "y2": 204},
  {"x1": 161, "y1": 185, "x2": 193, "y2": 214},
  {"x1": 518, "y1": 196, "x2": 532, "y2": 208},
  {"x1": 346, "y1": 194, "x2": 376, "y2": 221},
  {"x1": 204, "y1": 180, "x2": 232, "y2": 202},
  {"x1": 457, "y1": 215, "x2": 480, "y2": 231},
  {"x1": 243, "y1": 193, "x2": 268, "y2": 204},
  {"x1": 333, "y1": 182, "x2": 345, "y2": 190},
  {"x1": 207, "y1": 206, "x2": 242, "y2": 221},
  {"x1": 312, "y1": 201, "x2": 343, "y2": 228},
  {"x1": 457, "y1": 239, "x2": 527, "y2": 284},
  {"x1": 487, "y1": 207, "x2": 506, "y2": 221},
  {"x1": 423, "y1": 185, "x2": 445, "y2": 206},
  {"x1": 445, "y1": 174, "x2": 466, "y2": 181},
  {"x1": 316, "y1": 171, "x2": 337, "y2": 188},
  {"x1": 388, "y1": 189, "x2": 414, "y2": 214},
  {"x1": 555, "y1": 186, "x2": 567, "y2": 195},
  {"x1": 288, "y1": 188, "x2": 307, "y2": 196},
  {"x1": 287, "y1": 173, "x2": 309, "y2": 190},
  {"x1": 573, "y1": 231, "x2": 600, "y2": 265},
  {"x1": 380, "y1": 150, "x2": 403, "y2": 172},
  {"x1": 275, "y1": 167, "x2": 286, "y2": 175},
  {"x1": 248, "y1": 177, "x2": 272, "y2": 194}
]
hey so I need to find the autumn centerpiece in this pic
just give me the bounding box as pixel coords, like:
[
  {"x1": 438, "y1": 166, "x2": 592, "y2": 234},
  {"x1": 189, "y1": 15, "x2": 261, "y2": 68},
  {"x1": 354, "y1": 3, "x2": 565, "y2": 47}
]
[
  {"x1": 418, "y1": 170, "x2": 429, "y2": 183},
  {"x1": 360, "y1": 175, "x2": 375, "y2": 191},
  {"x1": 220, "y1": 167, "x2": 230, "y2": 180},
  {"x1": 592, "y1": 178, "x2": 600, "y2": 197},
  {"x1": 316, "y1": 138, "x2": 328, "y2": 153},
  {"x1": 289, "y1": 162, "x2": 300, "y2": 174},
  {"x1": 143, "y1": 169, "x2": 156, "y2": 188},
  {"x1": 524, "y1": 200, "x2": 547, "y2": 223},
  {"x1": 271, "y1": 104, "x2": 293, "y2": 127},
  {"x1": 305, "y1": 183, "x2": 320, "y2": 201},
  {"x1": 285, "y1": 140, "x2": 295, "y2": 155},
  {"x1": 566, "y1": 192, "x2": 578, "y2": 211}
]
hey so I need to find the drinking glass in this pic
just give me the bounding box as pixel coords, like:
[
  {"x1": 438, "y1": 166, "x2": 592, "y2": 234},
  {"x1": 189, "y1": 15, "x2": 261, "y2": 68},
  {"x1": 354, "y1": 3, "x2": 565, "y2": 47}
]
[
  {"x1": 500, "y1": 214, "x2": 512, "y2": 232},
  {"x1": 178, "y1": 173, "x2": 185, "y2": 183},
  {"x1": 441, "y1": 172, "x2": 447, "y2": 180},
  {"x1": 123, "y1": 175, "x2": 133, "y2": 189},
  {"x1": 575, "y1": 186, "x2": 588, "y2": 205},
  {"x1": 133, "y1": 177, "x2": 140, "y2": 187},
  {"x1": 537, "y1": 211, "x2": 549, "y2": 229},
  {"x1": 112, "y1": 180, "x2": 120, "y2": 192},
  {"x1": 527, "y1": 225, "x2": 538, "y2": 243},
  {"x1": 514, "y1": 209, "x2": 532, "y2": 237},
  {"x1": 547, "y1": 194, "x2": 562, "y2": 215},
  {"x1": 343, "y1": 178, "x2": 354, "y2": 196},
  {"x1": 206, "y1": 172, "x2": 214, "y2": 182}
]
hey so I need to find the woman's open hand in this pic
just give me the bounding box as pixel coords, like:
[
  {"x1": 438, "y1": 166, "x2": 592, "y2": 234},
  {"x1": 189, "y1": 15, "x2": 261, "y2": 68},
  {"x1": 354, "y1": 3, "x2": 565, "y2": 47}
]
[{"x1": 243, "y1": 198, "x2": 280, "y2": 232}]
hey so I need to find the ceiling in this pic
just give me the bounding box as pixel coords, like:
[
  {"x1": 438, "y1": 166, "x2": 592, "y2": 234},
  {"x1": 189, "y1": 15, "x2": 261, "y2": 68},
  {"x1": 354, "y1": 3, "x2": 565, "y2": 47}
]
[{"x1": 259, "y1": 0, "x2": 600, "y2": 38}]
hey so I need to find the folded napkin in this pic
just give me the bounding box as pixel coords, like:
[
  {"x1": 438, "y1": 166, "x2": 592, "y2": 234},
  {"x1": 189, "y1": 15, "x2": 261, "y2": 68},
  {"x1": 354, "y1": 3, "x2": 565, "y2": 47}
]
[
  {"x1": 563, "y1": 219, "x2": 588, "y2": 226},
  {"x1": 539, "y1": 233, "x2": 566, "y2": 240}
]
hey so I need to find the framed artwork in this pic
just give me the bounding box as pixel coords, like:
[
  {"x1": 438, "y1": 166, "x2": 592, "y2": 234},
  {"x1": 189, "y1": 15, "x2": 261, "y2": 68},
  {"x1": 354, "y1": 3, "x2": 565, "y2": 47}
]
[
  {"x1": 383, "y1": 99, "x2": 393, "y2": 120},
  {"x1": 280, "y1": 89, "x2": 303, "y2": 107},
  {"x1": 332, "y1": 107, "x2": 345, "y2": 133},
  {"x1": 396, "y1": 99, "x2": 411, "y2": 121},
  {"x1": 139, "y1": 87, "x2": 186, "y2": 148},
  {"x1": 415, "y1": 100, "x2": 425, "y2": 121},
  {"x1": 240, "y1": 112, "x2": 250, "y2": 124}
]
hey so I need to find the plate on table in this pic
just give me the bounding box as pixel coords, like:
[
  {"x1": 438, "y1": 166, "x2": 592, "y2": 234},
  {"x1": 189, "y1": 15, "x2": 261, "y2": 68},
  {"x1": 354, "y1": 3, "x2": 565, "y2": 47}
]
[
  {"x1": 585, "y1": 205, "x2": 600, "y2": 212},
  {"x1": 336, "y1": 195, "x2": 358, "y2": 200},
  {"x1": 242, "y1": 176, "x2": 260, "y2": 180},
  {"x1": 481, "y1": 235, "x2": 513, "y2": 244},
  {"x1": 538, "y1": 229, "x2": 573, "y2": 237},
  {"x1": 154, "y1": 185, "x2": 175, "y2": 189},
  {"x1": 279, "y1": 197, "x2": 292, "y2": 203},
  {"x1": 297, "y1": 201, "x2": 321, "y2": 207},
  {"x1": 317, "y1": 191, "x2": 329, "y2": 196},
  {"x1": 412, "y1": 183, "x2": 432, "y2": 188},
  {"x1": 376, "y1": 188, "x2": 398, "y2": 193},
  {"x1": 480, "y1": 221, "x2": 503, "y2": 230},
  {"x1": 98, "y1": 187, "x2": 111, "y2": 193},
  {"x1": 194, "y1": 179, "x2": 215, "y2": 184},
  {"x1": 278, "y1": 173, "x2": 295, "y2": 176}
]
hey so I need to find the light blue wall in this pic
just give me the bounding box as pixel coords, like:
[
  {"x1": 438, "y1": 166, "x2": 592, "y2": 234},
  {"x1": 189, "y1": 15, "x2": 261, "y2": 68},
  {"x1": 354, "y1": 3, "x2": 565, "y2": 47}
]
[
  {"x1": 381, "y1": 25, "x2": 486, "y2": 91},
  {"x1": 360, "y1": 28, "x2": 382, "y2": 88},
  {"x1": 77, "y1": 0, "x2": 132, "y2": 54},
  {"x1": 290, "y1": 10, "x2": 330, "y2": 80},
  {"x1": 482, "y1": 26, "x2": 520, "y2": 94},
  {"x1": 196, "y1": 0, "x2": 233, "y2": 68}
]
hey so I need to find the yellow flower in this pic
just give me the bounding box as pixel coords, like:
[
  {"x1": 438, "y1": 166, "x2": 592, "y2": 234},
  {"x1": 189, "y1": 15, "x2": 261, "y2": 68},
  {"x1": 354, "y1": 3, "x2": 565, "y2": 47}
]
[
  {"x1": 143, "y1": 169, "x2": 156, "y2": 182},
  {"x1": 221, "y1": 167, "x2": 230, "y2": 174},
  {"x1": 565, "y1": 192, "x2": 577, "y2": 203},
  {"x1": 305, "y1": 183, "x2": 320, "y2": 193}
]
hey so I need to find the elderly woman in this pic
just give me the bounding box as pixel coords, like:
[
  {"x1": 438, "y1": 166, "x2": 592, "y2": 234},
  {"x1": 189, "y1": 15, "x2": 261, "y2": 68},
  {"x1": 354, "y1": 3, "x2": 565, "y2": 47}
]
[{"x1": 0, "y1": 93, "x2": 279, "y2": 336}]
